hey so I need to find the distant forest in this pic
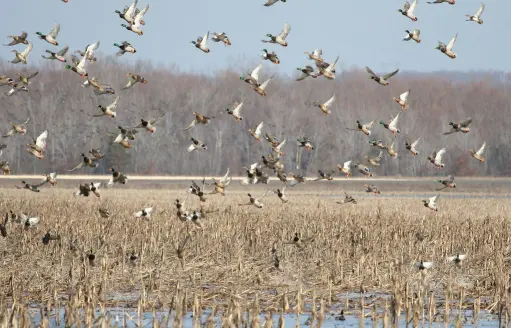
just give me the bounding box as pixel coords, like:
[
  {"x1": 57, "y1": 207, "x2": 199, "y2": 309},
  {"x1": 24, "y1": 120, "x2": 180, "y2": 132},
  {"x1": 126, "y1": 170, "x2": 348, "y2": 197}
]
[{"x1": 1, "y1": 58, "x2": 510, "y2": 177}]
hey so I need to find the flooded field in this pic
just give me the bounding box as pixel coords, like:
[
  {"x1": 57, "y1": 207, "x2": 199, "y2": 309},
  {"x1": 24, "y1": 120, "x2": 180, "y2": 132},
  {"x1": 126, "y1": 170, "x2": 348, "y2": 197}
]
[{"x1": 1, "y1": 176, "x2": 510, "y2": 327}]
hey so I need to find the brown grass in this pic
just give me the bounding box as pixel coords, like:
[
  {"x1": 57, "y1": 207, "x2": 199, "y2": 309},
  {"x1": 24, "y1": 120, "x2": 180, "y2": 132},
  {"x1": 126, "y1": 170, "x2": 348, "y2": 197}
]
[{"x1": 0, "y1": 187, "x2": 510, "y2": 326}]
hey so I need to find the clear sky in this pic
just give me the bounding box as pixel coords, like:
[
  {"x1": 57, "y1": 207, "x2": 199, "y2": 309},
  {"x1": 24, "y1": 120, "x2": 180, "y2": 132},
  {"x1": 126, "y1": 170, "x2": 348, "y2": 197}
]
[{"x1": 1, "y1": 0, "x2": 504, "y2": 75}]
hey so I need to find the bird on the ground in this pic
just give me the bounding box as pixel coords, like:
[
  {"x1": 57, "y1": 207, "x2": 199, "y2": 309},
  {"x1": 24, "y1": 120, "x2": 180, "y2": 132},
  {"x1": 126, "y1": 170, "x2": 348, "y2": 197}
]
[
  {"x1": 135, "y1": 207, "x2": 153, "y2": 218},
  {"x1": 415, "y1": 260, "x2": 434, "y2": 270}
]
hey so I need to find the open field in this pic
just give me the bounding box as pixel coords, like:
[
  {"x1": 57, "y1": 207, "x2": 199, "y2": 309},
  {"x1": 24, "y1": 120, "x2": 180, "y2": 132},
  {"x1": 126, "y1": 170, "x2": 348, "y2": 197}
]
[{"x1": 0, "y1": 183, "x2": 511, "y2": 327}]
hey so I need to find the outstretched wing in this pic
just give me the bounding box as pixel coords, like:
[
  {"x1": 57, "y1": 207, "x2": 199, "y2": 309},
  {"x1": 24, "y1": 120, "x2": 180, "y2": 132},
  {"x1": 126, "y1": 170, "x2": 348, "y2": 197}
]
[
  {"x1": 21, "y1": 43, "x2": 33, "y2": 57},
  {"x1": 389, "y1": 113, "x2": 400, "y2": 130},
  {"x1": 183, "y1": 119, "x2": 197, "y2": 131},
  {"x1": 475, "y1": 3, "x2": 485, "y2": 18},
  {"x1": 251, "y1": 64, "x2": 263, "y2": 81},
  {"x1": 200, "y1": 31, "x2": 209, "y2": 48},
  {"x1": 57, "y1": 45, "x2": 69, "y2": 56},
  {"x1": 68, "y1": 161, "x2": 84, "y2": 172},
  {"x1": 278, "y1": 23, "x2": 291, "y2": 40},
  {"x1": 233, "y1": 101, "x2": 243, "y2": 116},
  {"x1": 476, "y1": 142, "x2": 486, "y2": 156},
  {"x1": 383, "y1": 69, "x2": 399, "y2": 80},
  {"x1": 49, "y1": 23, "x2": 60, "y2": 38},
  {"x1": 446, "y1": 33, "x2": 458, "y2": 51},
  {"x1": 400, "y1": 89, "x2": 410, "y2": 102},
  {"x1": 435, "y1": 148, "x2": 446, "y2": 162},
  {"x1": 324, "y1": 94, "x2": 335, "y2": 107},
  {"x1": 255, "y1": 122, "x2": 264, "y2": 136},
  {"x1": 365, "y1": 66, "x2": 377, "y2": 77},
  {"x1": 460, "y1": 117, "x2": 472, "y2": 127},
  {"x1": 36, "y1": 130, "x2": 48, "y2": 149},
  {"x1": 411, "y1": 138, "x2": 420, "y2": 148}
]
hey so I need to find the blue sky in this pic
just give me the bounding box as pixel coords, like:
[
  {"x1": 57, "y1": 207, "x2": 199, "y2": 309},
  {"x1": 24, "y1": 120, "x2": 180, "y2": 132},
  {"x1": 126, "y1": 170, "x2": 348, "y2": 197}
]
[{"x1": 1, "y1": 0, "x2": 504, "y2": 75}]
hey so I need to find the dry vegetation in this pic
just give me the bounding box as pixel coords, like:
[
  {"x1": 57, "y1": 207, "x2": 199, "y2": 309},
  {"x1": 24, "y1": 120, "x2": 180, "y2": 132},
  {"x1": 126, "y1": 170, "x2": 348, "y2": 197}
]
[
  {"x1": 1, "y1": 187, "x2": 511, "y2": 326},
  {"x1": 1, "y1": 60, "x2": 511, "y2": 177}
]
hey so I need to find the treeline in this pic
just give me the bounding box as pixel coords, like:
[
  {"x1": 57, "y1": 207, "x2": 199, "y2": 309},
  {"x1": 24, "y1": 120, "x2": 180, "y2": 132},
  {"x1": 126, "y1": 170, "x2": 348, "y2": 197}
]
[{"x1": 1, "y1": 58, "x2": 510, "y2": 177}]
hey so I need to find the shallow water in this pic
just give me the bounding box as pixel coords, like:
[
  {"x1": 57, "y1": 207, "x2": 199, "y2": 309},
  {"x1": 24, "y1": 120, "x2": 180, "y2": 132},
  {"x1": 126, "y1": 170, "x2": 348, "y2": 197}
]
[{"x1": 24, "y1": 308, "x2": 501, "y2": 327}]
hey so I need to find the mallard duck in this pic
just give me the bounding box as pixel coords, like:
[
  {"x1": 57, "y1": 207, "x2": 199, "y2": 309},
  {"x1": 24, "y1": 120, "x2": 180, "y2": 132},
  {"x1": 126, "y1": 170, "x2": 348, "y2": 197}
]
[
  {"x1": 273, "y1": 187, "x2": 288, "y2": 203},
  {"x1": 211, "y1": 32, "x2": 231, "y2": 46},
  {"x1": 262, "y1": 23, "x2": 291, "y2": 47},
  {"x1": 121, "y1": 15, "x2": 144, "y2": 35},
  {"x1": 275, "y1": 169, "x2": 287, "y2": 183},
  {"x1": 99, "y1": 208, "x2": 110, "y2": 218},
  {"x1": 284, "y1": 232, "x2": 314, "y2": 250},
  {"x1": 135, "y1": 207, "x2": 153, "y2": 218},
  {"x1": 397, "y1": 0, "x2": 418, "y2": 21},
  {"x1": 0, "y1": 76, "x2": 14, "y2": 87},
  {"x1": 428, "y1": 0, "x2": 454, "y2": 4},
  {"x1": 4, "y1": 31, "x2": 28, "y2": 46},
  {"x1": 436, "y1": 175, "x2": 455, "y2": 190},
  {"x1": 251, "y1": 77, "x2": 272, "y2": 96},
  {"x1": 403, "y1": 29, "x2": 421, "y2": 43},
  {"x1": 248, "y1": 122, "x2": 264, "y2": 142},
  {"x1": 189, "y1": 179, "x2": 207, "y2": 202},
  {"x1": 444, "y1": 117, "x2": 471, "y2": 134},
  {"x1": 93, "y1": 96, "x2": 118, "y2": 118},
  {"x1": 26, "y1": 130, "x2": 48, "y2": 159},
  {"x1": 184, "y1": 112, "x2": 212, "y2": 131},
  {"x1": 338, "y1": 160, "x2": 352, "y2": 178},
  {"x1": 366, "y1": 151, "x2": 383, "y2": 167},
  {"x1": 135, "y1": 115, "x2": 164, "y2": 133},
  {"x1": 264, "y1": 133, "x2": 280, "y2": 147},
  {"x1": 387, "y1": 142, "x2": 398, "y2": 158},
  {"x1": 313, "y1": 94, "x2": 335, "y2": 115},
  {"x1": 66, "y1": 55, "x2": 88, "y2": 78},
  {"x1": 393, "y1": 89, "x2": 410, "y2": 110},
  {"x1": 469, "y1": 142, "x2": 486, "y2": 162},
  {"x1": 296, "y1": 66, "x2": 317, "y2": 81},
  {"x1": 75, "y1": 41, "x2": 100, "y2": 63},
  {"x1": 82, "y1": 77, "x2": 101, "y2": 89},
  {"x1": 272, "y1": 138, "x2": 287, "y2": 156},
  {"x1": 239, "y1": 190, "x2": 270, "y2": 208},
  {"x1": 347, "y1": 120, "x2": 375, "y2": 136},
  {"x1": 116, "y1": 0, "x2": 138, "y2": 23},
  {"x1": 447, "y1": 254, "x2": 467, "y2": 268},
  {"x1": 466, "y1": 3, "x2": 484, "y2": 24},
  {"x1": 297, "y1": 137, "x2": 314, "y2": 150},
  {"x1": 427, "y1": 148, "x2": 446, "y2": 168},
  {"x1": 94, "y1": 84, "x2": 115, "y2": 95},
  {"x1": 19, "y1": 214, "x2": 40, "y2": 228},
  {"x1": 68, "y1": 153, "x2": 100, "y2": 172},
  {"x1": 16, "y1": 180, "x2": 46, "y2": 192},
  {"x1": 313, "y1": 170, "x2": 334, "y2": 181},
  {"x1": 0, "y1": 161, "x2": 11, "y2": 175},
  {"x1": 365, "y1": 184, "x2": 381, "y2": 194},
  {"x1": 188, "y1": 138, "x2": 207, "y2": 152},
  {"x1": 288, "y1": 173, "x2": 306, "y2": 188},
  {"x1": 405, "y1": 137, "x2": 420, "y2": 155},
  {"x1": 305, "y1": 49, "x2": 323, "y2": 62},
  {"x1": 263, "y1": 0, "x2": 286, "y2": 6},
  {"x1": 75, "y1": 182, "x2": 102, "y2": 197},
  {"x1": 122, "y1": 73, "x2": 148, "y2": 90},
  {"x1": 44, "y1": 172, "x2": 57, "y2": 186},
  {"x1": 225, "y1": 101, "x2": 243, "y2": 122},
  {"x1": 365, "y1": 66, "x2": 399, "y2": 86},
  {"x1": 240, "y1": 64, "x2": 262, "y2": 86},
  {"x1": 354, "y1": 163, "x2": 372, "y2": 177},
  {"x1": 114, "y1": 41, "x2": 136, "y2": 56},
  {"x1": 6, "y1": 84, "x2": 28, "y2": 97},
  {"x1": 415, "y1": 260, "x2": 434, "y2": 270},
  {"x1": 10, "y1": 43, "x2": 33, "y2": 64},
  {"x1": 41, "y1": 45, "x2": 68, "y2": 62},
  {"x1": 117, "y1": 125, "x2": 138, "y2": 140},
  {"x1": 191, "y1": 31, "x2": 210, "y2": 53},
  {"x1": 337, "y1": 192, "x2": 357, "y2": 204},
  {"x1": 209, "y1": 168, "x2": 231, "y2": 195},
  {"x1": 436, "y1": 33, "x2": 458, "y2": 59},
  {"x1": 368, "y1": 140, "x2": 388, "y2": 150},
  {"x1": 423, "y1": 195, "x2": 439, "y2": 211},
  {"x1": 380, "y1": 113, "x2": 401, "y2": 136},
  {"x1": 89, "y1": 148, "x2": 104, "y2": 160},
  {"x1": 36, "y1": 23, "x2": 60, "y2": 45},
  {"x1": 319, "y1": 56, "x2": 339, "y2": 80},
  {"x1": 261, "y1": 49, "x2": 280, "y2": 64},
  {"x1": 112, "y1": 133, "x2": 131, "y2": 149},
  {"x1": 107, "y1": 168, "x2": 128, "y2": 187}
]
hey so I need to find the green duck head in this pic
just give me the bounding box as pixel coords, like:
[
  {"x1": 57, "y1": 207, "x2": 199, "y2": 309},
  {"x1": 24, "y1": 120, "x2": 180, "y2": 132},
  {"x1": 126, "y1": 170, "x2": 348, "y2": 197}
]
[
  {"x1": 115, "y1": 10, "x2": 122, "y2": 14},
  {"x1": 114, "y1": 43, "x2": 120, "y2": 47},
  {"x1": 120, "y1": 24, "x2": 128, "y2": 28},
  {"x1": 266, "y1": 34, "x2": 273, "y2": 38},
  {"x1": 45, "y1": 50, "x2": 52, "y2": 54},
  {"x1": 64, "y1": 65, "x2": 71, "y2": 69},
  {"x1": 448, "y1": 122, "x2": 454, "y2": 126},
  {"x1": 379, "y1": 121, "x2": 386, "y2": 125},
  {"x1": 36, "y1": 32, "x2": 43, "y2": 36}
]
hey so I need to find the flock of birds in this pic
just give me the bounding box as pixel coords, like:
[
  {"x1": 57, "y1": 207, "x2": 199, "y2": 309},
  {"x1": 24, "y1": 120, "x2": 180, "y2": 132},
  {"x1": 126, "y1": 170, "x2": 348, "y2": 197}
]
[{"x1": 0, "y1": 0, "x2": 489, "y2": 267}]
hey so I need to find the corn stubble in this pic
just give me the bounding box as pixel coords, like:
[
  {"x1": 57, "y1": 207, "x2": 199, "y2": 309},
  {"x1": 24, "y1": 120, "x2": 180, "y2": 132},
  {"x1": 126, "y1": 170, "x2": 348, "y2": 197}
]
[{"x1": 0, "y1": 188, "x2": 510, "y2": 326}]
